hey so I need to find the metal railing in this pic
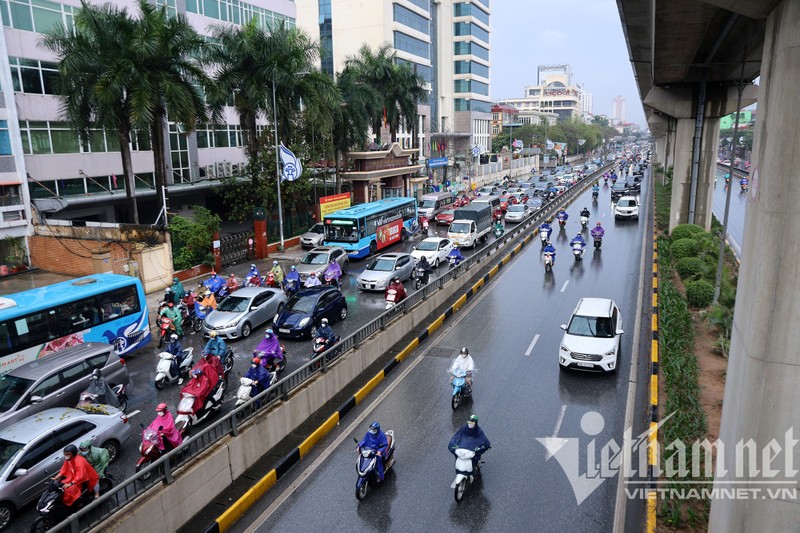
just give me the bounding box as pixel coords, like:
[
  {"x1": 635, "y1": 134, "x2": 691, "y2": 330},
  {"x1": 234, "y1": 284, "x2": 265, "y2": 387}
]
[{"x1": 53, "y1": 164, "x2": 607, "y2": 533}]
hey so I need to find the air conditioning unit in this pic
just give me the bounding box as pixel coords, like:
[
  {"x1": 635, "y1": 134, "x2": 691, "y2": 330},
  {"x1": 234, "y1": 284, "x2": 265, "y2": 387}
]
[
  {"x1": 223, "y1": 162, "x2": 232, "y2": 177},
  {"x1": 205, "y1": 165, "x2": 216, "y2": 179},
  {"x1": 216, "y1": 162, "x2": 226, "y2": 177}
]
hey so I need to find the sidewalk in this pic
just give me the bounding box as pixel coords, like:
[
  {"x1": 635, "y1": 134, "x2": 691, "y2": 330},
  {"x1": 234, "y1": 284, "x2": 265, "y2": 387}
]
[{"x1": 145, "y1": 244, "x2": 308, "y2": 332}]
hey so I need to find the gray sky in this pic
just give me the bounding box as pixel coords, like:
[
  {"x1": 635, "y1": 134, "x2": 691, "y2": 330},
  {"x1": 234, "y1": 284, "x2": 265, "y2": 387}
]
[{"x1": 490, "y1": 0, "x2": 646, "y2": 127}]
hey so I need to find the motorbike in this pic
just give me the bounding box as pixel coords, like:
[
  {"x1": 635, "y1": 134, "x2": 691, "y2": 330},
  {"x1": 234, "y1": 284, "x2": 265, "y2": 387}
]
[
  {"x1": 78, "y1": 384, "x2": 128, "y2": 412},
  {"x1": 493, "y1": 224, "x2": 504, "y2": 238},
  {"x1": 255, "y1": 345, "x2": 287, "y2": 374},
  {"x1": 740, "y1": 182, "x2": 749, "y2": 192},
  {"x1": 592, "y1": 190, "x2": 599, "y2": 201},
  {"x1": 557, "y1": 218, "x2": 567, "y2": 229},
  {"x1": 604, "y1": 176, "x2": 608, "y2": 184},
  {"x1": 544, "y1": 253, "x2": 554, "y2": 273},
  {"x1": 174, "y1": 379, "x2": 226, "y2": 436},
  {"x1": 593, "y1": 236, "x2": 603, "y2": 250},
  {"x1": 451, "y1": 448, "x2": 478, "y2": 502},
  {"x1": 283, "y1": 277, "x2": 299, "y2": 297},
  {"x1": 448, "y1": 255, "x2": 462, "y2": 269},
  {"x1": 420, "y1": 216, "x2": 430, "y2": 234},
  {"x1": 30, "y1": 476, "x2": 114, "y2": 532},
  {"x1": 154, "y1": 348, "x2": 194, "y2": 390},
  {"x1": 450, "y1": 368, "x2": 472, "y2": 411},
  {"x1": 324, "y1": 271, "x2": 340, "y2": 289},
  {"x1": 157, "y1": 316, "x2": 175, "y2": 348},
  {"x1": 385, "y1": 288, "x2": 402, "y2": 310},
  {"x1": 580, "y1": 216, "x2": 589, "y2": 229},
  {"x1": 246, "y1": 274, "x2": 264, "y2": 288},
  {"x1": 192, "y1": 302, "x2": 211, "y2": 333},
  {"x1": 540, "y1": 229, "x2": 551, "y2": 246},
  {"x1": 353, "y1": 431, "x2": 396, "y2": 500},
  {"x1": 134, "y1": 426, "x2": 178, "y2": 478},
  {"x1": 235, "y1": 373, "x2": 277, "y2": 407},
  {"x1": 264, "y1": 272, "x2": 279, "y2": 288},
  {"x1": 572, "y1": 242, "x2": 585, "y2": 261},
  {"x1": 414, "y1": 266, "x2": 430, "y2": 290}
]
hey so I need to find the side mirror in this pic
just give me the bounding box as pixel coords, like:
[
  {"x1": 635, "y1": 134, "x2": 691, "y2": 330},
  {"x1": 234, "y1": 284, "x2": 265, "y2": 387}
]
[
  {"x1": 13, "y1": 468, "x2": 27, "y2": 478},
  {"x1": 29, "y1": 396, "x2": 43, "y2": 404},
  {"x1": 250, "y1": 306, "x2": 258, "y2": 311},
  {"x1": 616, "y1": 329, "x2": 625, "y2": 336},
  {"x1": 560, "y1": 324, "x2": 567, "y2": 331}
]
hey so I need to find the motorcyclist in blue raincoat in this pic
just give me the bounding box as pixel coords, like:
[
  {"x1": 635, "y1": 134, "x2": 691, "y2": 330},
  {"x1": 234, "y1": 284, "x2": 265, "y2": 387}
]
[
  {"x1": 204, "y1": 272, "x2": 224, "y2": 295},
  {"x1": 448, "y1": 414, "x2": 491, "y2": 470},
  {"x1": 556, "y1": 209, "x2": 569, "y2": 226},
  {"x1": 283, "y1": 265, "x2": 301, "y2": 295},
  {"x1": 204, "y1": 331, "x2": 226, "y2": 357},
  {"x1": 570, "y1": 233, "x2": 587, "y2": 250},
  {"x1": 245, "y1": 357, "x2": 272, "y2": 397},
  {"x1": 447, "y1": 245, "x2": 464, "y2": 266},
  {"x1": 316, "y1": 318, "x2": 337, "y2": 344},
  {"x1": 539, "y1": 220, "x2": 553, "y2": 240},
  {"x1": 165, "y1": 333, "x2": 183, "y2": 357},
  {"x1": 255, "y1": 329, "x2": 283, "y2": 369},
  {"x1": 543, "y1": 243, "x2": 557, "y2": 266},
  {"x1": 359, "y1": 422, "x2": 389, "y2": 482},
  {"x1": 248, "y1": 264, "x2": 260, "y2": 280}
]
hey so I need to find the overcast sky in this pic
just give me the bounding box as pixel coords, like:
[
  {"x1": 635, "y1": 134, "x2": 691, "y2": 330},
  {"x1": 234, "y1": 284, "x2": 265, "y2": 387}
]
[{"x1": 490, "y1": 0, "x2": 646, "y2": 128}]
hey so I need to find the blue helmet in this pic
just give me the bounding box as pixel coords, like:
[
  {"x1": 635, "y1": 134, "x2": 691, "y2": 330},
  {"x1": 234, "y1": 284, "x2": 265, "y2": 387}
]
[
  {"x1": 265, "y1": 329, "x2": 274, "y2": 338},
  {"x1": 369, "y1": 422, "x2": 381, "y2": 432}
]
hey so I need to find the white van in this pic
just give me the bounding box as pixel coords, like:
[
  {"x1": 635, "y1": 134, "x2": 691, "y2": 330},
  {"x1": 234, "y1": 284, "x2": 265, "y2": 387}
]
[
  {"x1": 419, "y1": 192, "x2": 454, "y2": 219},
  {"x1": 471, "y1": 195, "x2": 501, "y2": 212}
]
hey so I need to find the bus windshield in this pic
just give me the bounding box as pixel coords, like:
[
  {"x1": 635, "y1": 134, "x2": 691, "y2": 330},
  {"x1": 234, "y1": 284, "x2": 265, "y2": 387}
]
[{"x1": 324, "y1": 220, "x2": 359, "y2": 243}]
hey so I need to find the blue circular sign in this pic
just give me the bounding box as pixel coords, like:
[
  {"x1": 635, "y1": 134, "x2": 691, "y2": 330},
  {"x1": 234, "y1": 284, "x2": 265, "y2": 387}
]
[{"x1": 444, "y1": 180, "x2": 451, "y2": 187}]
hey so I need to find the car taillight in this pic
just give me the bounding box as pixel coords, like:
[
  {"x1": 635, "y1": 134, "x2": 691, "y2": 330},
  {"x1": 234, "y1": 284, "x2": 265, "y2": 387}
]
[
  {"x1": 121, "y1": 414, "x2": 129, "y2": 424},
  {"x1": 119, "y1": 358, "x2": 126, "y2": 365}
]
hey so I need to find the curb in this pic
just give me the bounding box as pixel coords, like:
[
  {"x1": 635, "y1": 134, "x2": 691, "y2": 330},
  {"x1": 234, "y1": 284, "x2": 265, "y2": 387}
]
[
  {"x1": 647, "y1": 195, "x2": 660, "y2": 533},
  {"x1": 200, "y1": 176, "x2": 597, "y2": 533}
]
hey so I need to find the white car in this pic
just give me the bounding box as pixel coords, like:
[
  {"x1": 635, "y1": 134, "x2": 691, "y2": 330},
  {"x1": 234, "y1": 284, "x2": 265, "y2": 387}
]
[
  {"x1": 475, "y1": 186, "x2": 494, "y2": 197},
  {"x1": 410, "y1": 237, "x2": 454, "y2": 268},
  {"x1": 504, "y1": 203, "x2": 529, "y2": 223},
  {"x1": 586, "y1": 164, "x2": 598, "y2": 173},
  {"x1": 614, "y1": 196, "x2": 640, "y2": 220},
  {"x1": 559, "y1": 298, "x2": 624, "y2": 373}
]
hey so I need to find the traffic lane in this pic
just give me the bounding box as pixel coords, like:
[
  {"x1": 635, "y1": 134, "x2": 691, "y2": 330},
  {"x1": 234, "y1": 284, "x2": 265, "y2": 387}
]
[
  {"x1": 712, "y1": 168, "x2": 747, "y2": 252},
  {"x1": 244, "y1": 181, "x2": 647, "y2": 532}
]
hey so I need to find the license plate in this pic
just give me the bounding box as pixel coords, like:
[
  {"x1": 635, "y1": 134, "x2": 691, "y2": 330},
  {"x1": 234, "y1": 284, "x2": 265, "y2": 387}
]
[
  {"x1": 279, "y1": 328, "x2": 290, "y2": 334},
  {"x1": 577, "y1": 362, "x2": 594, "y2": 368}
]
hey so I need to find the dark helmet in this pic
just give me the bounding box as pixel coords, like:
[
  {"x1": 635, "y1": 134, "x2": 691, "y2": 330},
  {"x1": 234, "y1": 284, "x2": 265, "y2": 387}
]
[
  {"x1": 460, "y1": 347, "x2": 469, "y2": 356},
  {"x1": 468, "y1": 414, "x2": 478, "y2": 424},
  {"x1": 63, "y1": 444, "x2": 78, "y2": 456},
  {"x1": 91, "y1": 369, "x2": 102, "y2": 379}
]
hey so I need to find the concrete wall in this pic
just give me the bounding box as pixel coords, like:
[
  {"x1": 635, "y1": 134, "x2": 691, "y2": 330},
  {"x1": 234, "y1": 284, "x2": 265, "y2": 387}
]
[{"x1": 97, "y1": 245, "x2": 508, "y2": 533}]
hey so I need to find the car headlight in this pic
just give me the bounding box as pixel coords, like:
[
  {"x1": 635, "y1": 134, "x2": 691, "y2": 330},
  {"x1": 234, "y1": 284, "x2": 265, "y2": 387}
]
[
  {"x1": 227, "y1": 318, "x2": 241, "y2": 328},
  {"x1": 560, "y1": 343, "x2": 569, "y2": 352},
  {"x1": 299, "y1": 317, "x2": 311, "y2": 328},
  {"x1": 274, "y1": 313, "x2": 280, "y2": 323},
  {"x1": 603, "y1": 349, "x2": 616, "y2": 357}
]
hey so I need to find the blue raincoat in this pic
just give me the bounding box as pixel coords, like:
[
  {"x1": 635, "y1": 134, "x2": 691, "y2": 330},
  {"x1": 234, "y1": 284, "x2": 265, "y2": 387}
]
[
  {"x1": 244, "y1": 364, "x2": 271, "y2": 396},
  {"x1": 359, "y1": 429, "x2": 389, "y2": 481},
  {"x1": 448, "y1": 424, "x2": 491, "y2": 467}
]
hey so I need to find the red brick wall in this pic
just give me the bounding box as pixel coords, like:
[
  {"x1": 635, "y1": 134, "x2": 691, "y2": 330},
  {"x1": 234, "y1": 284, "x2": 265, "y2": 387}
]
[{"x1": 28, "y1": 235, "x2": 129, "y2": 277}]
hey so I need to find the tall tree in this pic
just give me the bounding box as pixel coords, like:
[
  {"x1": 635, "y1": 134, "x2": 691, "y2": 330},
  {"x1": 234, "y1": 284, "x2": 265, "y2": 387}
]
[
  {"x1": 42, "y1": 1, "x2": 142, "y2": 223},
  {"x1": 344, "y1": 44, "x2": 394, "y2": 143},
  {"x1": 127, "y1": 0, "x2": 208, "y2": 219},
  {"x1": 207, "y1": 20, "x2": 339, "y2": 186}
]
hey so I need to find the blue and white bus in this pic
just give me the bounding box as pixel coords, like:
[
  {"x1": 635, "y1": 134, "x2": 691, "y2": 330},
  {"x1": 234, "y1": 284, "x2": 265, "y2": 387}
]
[
  {"x1": 0, "y1": 273, "x2": 150, "y2": 374},
  {"x1": 323, "y1": 197, "x2": 418, "y2": 259}
]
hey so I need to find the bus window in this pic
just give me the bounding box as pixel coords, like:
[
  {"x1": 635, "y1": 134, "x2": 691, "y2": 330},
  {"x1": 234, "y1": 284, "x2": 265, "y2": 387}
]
[
  {"x1": 13, "y1": 311, "x2": 59, "y2": 351},
  {"x1": 57, "y1": 299, "x2": 101, "y2": 334},
  {"x1": 96, "y1": 286, "x2": 139, "y2": 321},
  {"x1": 0, "y1": 323, "x2": 12, "y2": 356}
]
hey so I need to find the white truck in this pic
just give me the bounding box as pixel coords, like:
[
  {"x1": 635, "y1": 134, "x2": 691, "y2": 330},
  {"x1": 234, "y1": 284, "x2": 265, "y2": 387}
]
[{"x1": 447, "y1": 204, "x2": 492, "y2": 248}]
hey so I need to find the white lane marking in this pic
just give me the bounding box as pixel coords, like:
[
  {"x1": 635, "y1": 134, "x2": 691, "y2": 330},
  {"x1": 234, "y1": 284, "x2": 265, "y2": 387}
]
[
  {"x1": 552, "y1": 405, "x2": 567, "y2": 437},
  {"x1": 524, "y1": 334, "x2": 540, "y2": 356},
  {"x1": 127, "y1": 410, "x2": 141, "y2": 418},
  {"x1": 560, "y1": 280, "x2": 569, "y2": 292},
  {"x1": 244, "y1": 355, "x2": 426, "y2": 533}
]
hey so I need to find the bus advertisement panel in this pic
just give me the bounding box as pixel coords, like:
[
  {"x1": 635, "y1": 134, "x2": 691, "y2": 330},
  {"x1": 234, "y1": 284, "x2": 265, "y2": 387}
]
[
  {"x1": 323, "y1": 197, "x2": 418, "y2": 258},
  {"x1": 0, "y1": 273, "x2": 151, "y2": 374},
  {"x1": 376, "y1": 217, "x2": 403, "y2": 250}
]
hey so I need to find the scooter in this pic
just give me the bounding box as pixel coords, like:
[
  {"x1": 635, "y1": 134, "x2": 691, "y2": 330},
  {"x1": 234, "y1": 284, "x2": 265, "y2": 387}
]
[
  {"x1": 493, "y1": 224, "x2": 504, "y2": 238},
  {"x1": 192, "y1": 302, "x2": 211, "y2": 333},
  {"x1": 353, "y1": 431, "x2": 396, "y2": 500},
  {"x1": 255, "y1": 346, "x2": 287, "y2": 374},
  {"x1": 544, "y1": 252, "x2": 554, "y2": 273},
  {"x1": 557, "y1": 217, "x2": 567, "y2": 229},
  {"x1": 30, "y1": 476, "x2": 113, "y2": 532},
  {"x1": 420, "y1": 216, "x2": 430, "y2": 234},
  {"x1": 450, "y1": 368, "x2": 472, "y2": 411},
  {"x1": 448, "y1": 255, "x2": 462, "y2": 269},
  {"x1": 452, "y1": 448, "x2": 477, "y2": 502},
  {"x1": 246, "y1": 274, "x2": 263, "y2": 287},
  {"x1": 740, "y1": 181, "x2": 749, "y2": 192},
  {"x1": 174, "y1": 379, "x2": 226, "y2": 436},
  {"x1": 593, "y1": 236, "x2": 603, "y2": 250},
  {"x1": 324, "y1": 272, "x2": 341, "y2": 289},
  {"x1": 235, "y1": 373, "x2": 277, "y2": 407},
  {"x1": 385, "y1": 288, "x2": 401, "y2": 310},
  {"x1": 414, "y1": 266, "x2": 430, "y2": 290},
  {"x1": 157, "y1": 316, "x2": 175, "y2": 348},
  {"x1": 154, "y1": 348, "x2": 194, "y2": 390},
  {"x1": 580, "y1": 216, "x2": 589, "y2": 229},
  {"x1": 592, "y1": 190, "x2": 599, "y2": 201},
  {"x1": 264, "y1": 272, "x2": 279, "y2": 288},
  {"x1": 540, "y1": 229, "x2": 551, "y2": 247},
  {"x1": 134, "y1": 426, "x2": 177, "y2": 478},
  {"x1": 283, "y1": 277, "x2": 299, "y2": 297},
  {"x1": 572, "y1": 242, "x2": 585, "y2": 261},
  {"x1": 78, "y1": 384, "x2": 128, "y2": 412}
]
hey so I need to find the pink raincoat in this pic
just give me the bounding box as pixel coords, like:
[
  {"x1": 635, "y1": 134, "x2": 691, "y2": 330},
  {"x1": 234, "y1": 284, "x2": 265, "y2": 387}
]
[{"x1": 147, "y1": 411, "x2": 183, "y2": 450}]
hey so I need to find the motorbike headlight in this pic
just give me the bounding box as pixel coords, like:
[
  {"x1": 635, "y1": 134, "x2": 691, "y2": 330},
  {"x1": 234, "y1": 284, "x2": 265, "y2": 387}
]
[{"x1": 299, "y1": 317, "x2": 311, "y2": 328}]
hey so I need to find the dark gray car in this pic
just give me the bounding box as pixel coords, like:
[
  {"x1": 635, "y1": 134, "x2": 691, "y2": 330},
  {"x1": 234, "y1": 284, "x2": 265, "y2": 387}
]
[{"x1": 0, "y1": 343, "x2": 128, "y2": 431}]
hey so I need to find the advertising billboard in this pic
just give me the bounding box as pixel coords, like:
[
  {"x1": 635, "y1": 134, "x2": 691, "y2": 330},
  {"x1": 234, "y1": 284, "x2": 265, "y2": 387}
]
[
  {"x1": 319, "y1": 193, "x2": 351, "y2": 218},
  {"x1": 376, "y1": 218, "x2": 403, "y2": 250}
]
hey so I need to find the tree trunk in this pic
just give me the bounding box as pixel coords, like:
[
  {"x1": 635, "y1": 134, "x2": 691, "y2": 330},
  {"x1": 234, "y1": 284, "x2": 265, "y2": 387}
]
[
  {"x1": 151, "y1": 111, "x2": 168, "y2": 225},
  {"x1": 118, "y1": 126, "x2": 139, "y2": 224},
  {"x1": 334, "y1": 149, "x2": 341, "y2": 194}
]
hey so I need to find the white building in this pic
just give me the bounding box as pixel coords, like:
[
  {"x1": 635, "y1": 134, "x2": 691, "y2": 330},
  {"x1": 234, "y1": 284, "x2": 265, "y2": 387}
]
[
  {"x1": 0, "y1": 0, "x2": 297, "y2": 232},
  {"x1": 498, "y1": 65, "x2": 582, "y2": 123},
  {"x1": 612, "y1": 95, "x2": 627, "y2": 124},
  {"x1": 297, "y1": 0, "x2": 492, "y2": 156},
  {"x1": 580, "y1": 90, "x2": 593, "y2": 115}
]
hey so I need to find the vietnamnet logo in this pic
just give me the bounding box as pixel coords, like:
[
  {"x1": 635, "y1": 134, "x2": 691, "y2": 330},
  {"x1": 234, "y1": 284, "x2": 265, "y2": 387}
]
[{"x1": 537, "y1": 411, "x2": 799, "y2": 504}]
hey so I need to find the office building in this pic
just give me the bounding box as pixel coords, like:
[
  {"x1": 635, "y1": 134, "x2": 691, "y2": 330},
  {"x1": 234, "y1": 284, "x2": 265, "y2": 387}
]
[
  {"x1": 580, "y1": 89, "x2": 593, "y2": 115},
  {"x1": 612, "y1": 95, "x2": 626, "y2": 124},
  {"x1": 498, "y1": 64, "x2": 582, "y2": 122}
]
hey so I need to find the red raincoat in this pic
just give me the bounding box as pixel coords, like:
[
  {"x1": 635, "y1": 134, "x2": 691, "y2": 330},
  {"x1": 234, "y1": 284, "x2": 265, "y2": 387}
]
[{"x1": 58, "y1": 454, "x2": 98, "y2": 506}]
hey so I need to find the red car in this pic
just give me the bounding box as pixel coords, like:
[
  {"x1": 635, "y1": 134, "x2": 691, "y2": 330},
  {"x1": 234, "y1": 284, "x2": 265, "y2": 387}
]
[
  {"x1": 499, "y1": 195, "x2": 518, "y2": 212},
  {"x1": 435, "y1": 208, "x2": 456, "y2": 225}
]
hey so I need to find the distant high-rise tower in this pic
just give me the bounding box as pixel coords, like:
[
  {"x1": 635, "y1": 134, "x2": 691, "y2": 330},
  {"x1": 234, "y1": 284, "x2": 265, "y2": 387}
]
[
  {"x1": 580, "y1": 91, "x2": 593, "y2": 114},
  {"x1": 612, "y1": 95, "x2": 626, "y2": 123}
]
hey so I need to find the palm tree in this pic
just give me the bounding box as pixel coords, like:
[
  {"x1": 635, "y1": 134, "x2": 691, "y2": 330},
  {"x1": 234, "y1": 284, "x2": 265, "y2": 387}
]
[
  {"x1": 344, "y1": 44, "x2": 395, "y2": 143},
  {"x1": 388, "y1": 62, "x2": 427, "y2": 146},
  {"x1": 207, "y1": 20, "x2": 339, "y2": 186},
  {"x1": 127, "y1": 0, "x2": 208, "y2": 215},
  {"x1": 41, "y1": 1, "x2": 142, "y2": 223}
]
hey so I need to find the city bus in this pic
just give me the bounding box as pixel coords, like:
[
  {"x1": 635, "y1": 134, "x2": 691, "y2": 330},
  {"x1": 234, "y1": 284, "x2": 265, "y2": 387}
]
[
  {"x1": 0, "y1": 273, "x2": 150, "y2": 374},
  {"x1": 323, "y1": 197, "x2": 418, "y2": 259}
]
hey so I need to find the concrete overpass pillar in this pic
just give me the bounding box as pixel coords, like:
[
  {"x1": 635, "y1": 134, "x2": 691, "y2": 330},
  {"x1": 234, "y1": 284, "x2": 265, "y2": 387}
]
[
  {"x1": 645, "y1": 86, "x2": 756, "y2": 232},
  {"x1": 709, "y1": 2, "x2": 800, "y2": 531}
]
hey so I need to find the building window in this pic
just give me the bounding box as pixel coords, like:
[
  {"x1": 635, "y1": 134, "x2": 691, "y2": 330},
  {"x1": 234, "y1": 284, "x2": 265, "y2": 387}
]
[
  {"x1": 453, "y1": 41, "x2": 488, "y2": 61},
  {"x1": 17, "y1": 121, "x2": 152, "y2": 155},
  {"x1": 169, "y1": 123, "x2": 191, "y2": 183},
  {"x1": 1, "y1": 0, "x2": 75, "y2": 32},
  {"x1": 454, "y1": 80, "x2": 469, "y2": 93},
  {"x1": 0, "y1": 185, "x2": 21, "y2": 206},
  {"x1": 405, "y1": 0, "x2": 429, "y2": 11},
  {"x1": 393, "y1": 4, "x2": 428, "y2": 34},
  {"x1": 396, "y1": 58, "x2": 432, "y2": 83},
  {"x1": 471, "y1": 61, "x2": 489, "y2": 78},
  {"x1": 454, "y1": 2, "x2": 489, "y2": 26},
  {"x1": 318, "y1": 0, "x2": 332, "y2": 75},
  {"x1": 0, "y1": 121, "x2": 10, "y2": 155},
  {"x1": 394, "y1": 31, "x2": 429, "y2": 60},
  {"x1": 8, "y1": 57, "x2": 58, "y2": 94},
  {"x1": 185, "y1": 0, "x2": 296, "y2": 30}
]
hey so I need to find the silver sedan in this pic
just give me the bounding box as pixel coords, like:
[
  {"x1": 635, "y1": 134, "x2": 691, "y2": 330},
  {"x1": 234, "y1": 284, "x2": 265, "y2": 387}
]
[
  {"x1": 356, "y1": 252, "x2": 416, "y2": 291},
  {"x1": 201, "y1": 287, "x2": 287, "y2": 339}
]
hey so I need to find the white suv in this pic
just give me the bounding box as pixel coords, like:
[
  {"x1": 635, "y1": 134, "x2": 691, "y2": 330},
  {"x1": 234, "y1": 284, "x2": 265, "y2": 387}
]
[
  {"x1": 614, "y1": 196, "x2": 639, "y2": 220},
  {"x1": 559, "y1": 298, "x2": 624, "y2": 373}
]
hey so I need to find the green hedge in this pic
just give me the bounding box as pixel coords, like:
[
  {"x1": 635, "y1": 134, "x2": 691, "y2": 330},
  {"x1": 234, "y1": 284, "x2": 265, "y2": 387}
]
[
  {"x1": 685, "y1": 280, "x2": 715, "y2": 308},
  {"x1": 671, "y1": 238, "x2": 699, "y2": 259},
  {"x1": 670, "y1": 223, "x2": 705, "y2": 241},
  {"x1": 675, "y1": 257, "x2": 705, "y2": 280}
]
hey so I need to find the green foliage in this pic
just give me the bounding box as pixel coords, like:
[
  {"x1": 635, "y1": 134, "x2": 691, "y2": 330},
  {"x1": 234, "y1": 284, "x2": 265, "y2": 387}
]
[
  {"x1": 670, "y1": 238, "x2": 699, "y2": 259},
  {"x1": 685, "y1": 280, "x2": 715, "y2": 308},
  {"x1": 169, "y1": 206, "x2": 221, "y2": 270},
  {"x1": 654, "y1": 182, "x2": 672, "y2": 233},
  {"x1": 670, "y1": 223, "x2": 705, "y2": 241},
  {"x1": 675, "y1": 257, "x2": 705, "y2": 280}
]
